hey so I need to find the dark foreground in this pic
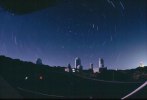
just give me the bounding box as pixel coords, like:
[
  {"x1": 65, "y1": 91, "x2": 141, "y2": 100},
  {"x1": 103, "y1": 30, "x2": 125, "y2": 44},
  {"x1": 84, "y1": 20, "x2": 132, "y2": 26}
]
[{"x1": 0, "y1": 55, "x2": 147, "y2": 99}]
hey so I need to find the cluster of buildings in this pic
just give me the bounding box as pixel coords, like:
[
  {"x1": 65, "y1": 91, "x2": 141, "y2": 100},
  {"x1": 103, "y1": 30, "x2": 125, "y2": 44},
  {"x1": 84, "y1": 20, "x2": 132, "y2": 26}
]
[
  {"x1": 65, "y1": 57, "x2": 107, "y2": 73},
  {"x1": 36, "y1": 57, "x2": 108, "y2": 73},
  {"x1": 35, "y1": 57, "x2": 146, "y2": 74}
]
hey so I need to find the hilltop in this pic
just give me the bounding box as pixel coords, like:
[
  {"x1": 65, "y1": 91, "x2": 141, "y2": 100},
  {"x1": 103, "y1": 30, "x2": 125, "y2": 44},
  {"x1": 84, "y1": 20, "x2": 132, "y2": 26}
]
[{"x1": 0, "y1": 55, "x2": 147, "y2": 99}]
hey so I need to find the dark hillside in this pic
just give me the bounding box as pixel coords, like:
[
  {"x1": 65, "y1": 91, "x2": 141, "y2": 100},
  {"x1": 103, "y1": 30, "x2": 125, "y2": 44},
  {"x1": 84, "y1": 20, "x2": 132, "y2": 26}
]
[{"x1": 0, "y1": 55, "x2": 146, "y2": 99}]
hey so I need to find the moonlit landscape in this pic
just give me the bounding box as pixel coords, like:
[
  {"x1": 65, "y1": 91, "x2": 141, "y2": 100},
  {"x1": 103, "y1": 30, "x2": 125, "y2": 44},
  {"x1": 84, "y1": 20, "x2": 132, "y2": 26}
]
[{"x1": 0, "y1": 0, "x2": 147, "y2": 99}]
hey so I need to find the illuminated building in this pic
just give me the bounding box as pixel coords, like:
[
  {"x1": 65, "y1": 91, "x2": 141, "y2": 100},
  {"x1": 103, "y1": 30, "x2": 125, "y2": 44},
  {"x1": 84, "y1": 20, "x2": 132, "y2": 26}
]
[
  {"x1": 99, "y1": 58, "x2": 104, "y2": 68},
  {"x1": 139, "y1": 61, "x2": 144, "y2": 67},
  {"x1": 98, "y1": 58, "x2": 107, "y2": 73},
  {"x1": 74, "y1": 57, "x2": 83, "y2": 72},
  {"x1": 75, "y1": 57, "x2": 81, "y2": 69},
  {"x1": 72, "y1": 68, "x2": 76, "y2": 72},
  {"x1": 65, "y1": 64, "x2": 72, "y2": 72},
  {"x1": 77, "y1": 65, "x2": 83, "y2": 71}
]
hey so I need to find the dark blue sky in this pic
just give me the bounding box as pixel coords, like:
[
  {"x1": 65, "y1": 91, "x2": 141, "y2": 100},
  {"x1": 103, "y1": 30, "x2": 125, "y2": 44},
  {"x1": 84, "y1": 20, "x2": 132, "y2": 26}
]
[{"x1": 0, "y1": 0, "x2": 147, "y2": 69}]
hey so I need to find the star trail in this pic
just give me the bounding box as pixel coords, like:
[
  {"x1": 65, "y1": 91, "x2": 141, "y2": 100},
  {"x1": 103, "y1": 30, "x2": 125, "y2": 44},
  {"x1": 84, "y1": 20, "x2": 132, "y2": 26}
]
[{"x1": 0, "y1": 0, "x2": 146, "y2": 69}]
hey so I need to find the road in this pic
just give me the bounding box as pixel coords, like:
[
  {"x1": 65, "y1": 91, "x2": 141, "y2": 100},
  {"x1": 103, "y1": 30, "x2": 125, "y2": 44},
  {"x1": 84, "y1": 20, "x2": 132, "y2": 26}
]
[
  {"x1": 0, "y1": 74, "x2": 146, "y2": 99},
  {"x1": 0, "y1": 75, "x2": 22, "y2": 99}
]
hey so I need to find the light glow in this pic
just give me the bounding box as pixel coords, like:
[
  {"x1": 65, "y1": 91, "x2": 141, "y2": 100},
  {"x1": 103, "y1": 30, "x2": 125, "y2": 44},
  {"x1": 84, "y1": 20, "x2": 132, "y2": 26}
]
[
  {"x1": 139, "y1": 61, "x2": 144, "y2": 67},
  {"x1": 25, "y1": 76, "x2": 28, "y2": 80},
  {"x1": 39, "y1": 76, "x2": 43, "y2": 80}
]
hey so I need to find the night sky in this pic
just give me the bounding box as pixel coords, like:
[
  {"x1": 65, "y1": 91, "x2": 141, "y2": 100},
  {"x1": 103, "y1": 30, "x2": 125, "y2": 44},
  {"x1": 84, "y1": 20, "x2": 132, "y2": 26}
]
[{"x1": 0, "y1": 0, "x2": 147, "y2": 70}]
